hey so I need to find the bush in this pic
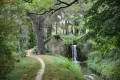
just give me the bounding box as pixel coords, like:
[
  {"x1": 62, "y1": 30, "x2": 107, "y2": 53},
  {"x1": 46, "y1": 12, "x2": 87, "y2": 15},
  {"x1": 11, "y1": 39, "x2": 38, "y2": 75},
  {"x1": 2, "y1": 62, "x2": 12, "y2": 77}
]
[
  {"x1": 32, "y1": 46, "x2": 39, "y2": 55},
  {"x1": 45, "y1": 46, "x2": 51, "y2": 53},
  {"x1": 54, "y1": 35, "x2": 61, "y2": 40},
  {"x1": 0, "y1": 44, "x2": 15, "y2": 79},
  {"x1": 44, "y1": 37, "x2": 51, "y2": 44},
  {"x1": 32, "y1": 46, "x2": 51, "y2": 55},
  {"x1": 27, "y1": 26, "x2": 37, "y2": 49}
]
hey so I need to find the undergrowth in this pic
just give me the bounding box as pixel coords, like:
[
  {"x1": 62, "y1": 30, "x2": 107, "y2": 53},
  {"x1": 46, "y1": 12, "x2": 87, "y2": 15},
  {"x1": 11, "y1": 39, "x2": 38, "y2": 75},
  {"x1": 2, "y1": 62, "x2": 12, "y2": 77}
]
[{"x1": 88, "y1": 53, "x2": 120, "y2": 80}]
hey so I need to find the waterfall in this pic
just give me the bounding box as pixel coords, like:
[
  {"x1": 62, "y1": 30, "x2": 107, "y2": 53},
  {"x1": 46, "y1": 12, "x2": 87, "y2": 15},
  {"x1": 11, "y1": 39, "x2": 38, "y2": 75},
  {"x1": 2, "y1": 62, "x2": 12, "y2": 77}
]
[{"x1": 72, "y1": 45, "x2": 77, "y2": 62}]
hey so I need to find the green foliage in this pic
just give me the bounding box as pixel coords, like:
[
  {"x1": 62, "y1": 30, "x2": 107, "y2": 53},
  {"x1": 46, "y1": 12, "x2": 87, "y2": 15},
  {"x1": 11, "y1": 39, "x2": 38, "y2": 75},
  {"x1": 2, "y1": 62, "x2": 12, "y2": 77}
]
[
  {"x1": 84, "y1": 43, "x2": 93, "y2": 52},
  {"x1": 24, "y1": 0, "x2": 54, "y2": 14},
  {"x1": 32, "y1": 46, "x2": 39, "y2": 55},
  {"x1": 83, "y1": 1, "x2": 120, "y2": 79},
  {"x1": 45, "y1": 46, "x2": 51, "y2": 53},
  {"x1": 62, "y1": 35, "x2": 77, "y2": 45},
  {"x1": 44, "y1": 37, "x2": 51, "y2": 44},
  {"x1": 12, "y1": 52, "x2": 23, "y2": 59},
  {"x1": 88, "y1": 54, "x2": 120, "y2": 80},
  {"x1": 32, "y1": 46, "x2": 51, "y2": 54},
  {"x1": 62, "y1": 34, "x2": 85, "y2": 46},
  {"x1": 5, "y1": 58, "x2": 41, "y2": 80},
  {"x1": 0, "y1": 0, "x2": 27, "y2": 78},
  {"x1": 0, "y1": 44, "x2": 15, "y2": 79},
  {"x1": 28, "y1": 26, "x2": 37, "y2": 49},
  {"x1": 0, "y1": 14, "x2": 15, "y2": 80},
  {"x1": 54, "y1": 35, "x2": 61, "y2": 40},
  {"x1": 84, "y1": 0, "x2": 120, "y2": 51}
]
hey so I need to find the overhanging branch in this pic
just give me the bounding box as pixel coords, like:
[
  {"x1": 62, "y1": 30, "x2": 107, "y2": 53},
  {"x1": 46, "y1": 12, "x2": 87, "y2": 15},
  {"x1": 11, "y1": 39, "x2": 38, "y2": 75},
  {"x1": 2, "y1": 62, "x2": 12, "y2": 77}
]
[
  {"x1": 30, "y1": 0, "x2": 78, "y2": 15},
  {"x1": 57, "y1": 0, "x2": 69, "y2": 5}
]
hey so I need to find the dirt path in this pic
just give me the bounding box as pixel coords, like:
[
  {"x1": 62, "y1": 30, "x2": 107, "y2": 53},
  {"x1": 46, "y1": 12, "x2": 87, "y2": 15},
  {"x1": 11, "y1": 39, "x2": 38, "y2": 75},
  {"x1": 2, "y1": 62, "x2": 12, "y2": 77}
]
[{"x1": 25, "y1": 49, "x2": 45, "y2": 80}]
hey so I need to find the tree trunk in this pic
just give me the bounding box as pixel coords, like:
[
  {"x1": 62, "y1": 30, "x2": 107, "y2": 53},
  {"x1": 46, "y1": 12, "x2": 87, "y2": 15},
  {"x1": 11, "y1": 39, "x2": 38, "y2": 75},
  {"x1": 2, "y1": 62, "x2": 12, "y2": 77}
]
[
  {"x1": 19, "y1": 26, "x2": 23, "y2": 52},
  {"x1": 33, "y1": 15, "x2": 45, "y2": 54},
  {"x1": 56, "y1": 21, "x2": 58, "y2": 35},
  {"x1": 63, "y1": 28, "x2": 64, "y2": 35},
  {"x1": 74, "y1": 20, "x2": 79, "y2": 36},
  {"x1": 47, "y1": 24, "x2": 52, "y2": 38},
  {"x1": 75, "y1": 28, "x2": 79, "y2": 36},
  {"x1": 65, "y1": 21, "x2": 69, "y2": 35},
  {"x1": 71, "y1": 25, "x2": 73, "y2": 34}
]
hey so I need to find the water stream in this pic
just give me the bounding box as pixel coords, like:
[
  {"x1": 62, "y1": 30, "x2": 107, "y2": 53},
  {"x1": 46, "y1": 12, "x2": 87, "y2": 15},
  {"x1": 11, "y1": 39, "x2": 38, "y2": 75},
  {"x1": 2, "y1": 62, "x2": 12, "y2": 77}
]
[
  {"x1": 72, "y1": 45, "x2": 103, "y2": 80},
  {"x1": 80, "y1": 63, "x2": 103, "y2": 80}
]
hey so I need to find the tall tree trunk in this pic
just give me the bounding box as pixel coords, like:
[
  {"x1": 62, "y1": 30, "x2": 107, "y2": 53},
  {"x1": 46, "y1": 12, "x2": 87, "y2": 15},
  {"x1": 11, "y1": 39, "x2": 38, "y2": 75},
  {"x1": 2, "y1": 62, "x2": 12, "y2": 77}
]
[
  {"x1": 33, "y1": 15, "x2": 45, "y2": 54},
  {"x1": 47, "y1": 24, "x2": 52, "y2": 38},
  {"x1": 63, "y1": 28, "x2": 64, "y2": 35},
  {"x1": 19, "y1": 26, "x2": 23, "y2": 52},
  {"x1": 56, "y1": 21, "x2": 58, "y2": 35},
  {"x1": 74, "y1": 20, "x2": 79, "y2": 36},
  {"x1": 65, "y1": 20, "x2": 69, "y2": 35},
  {"x1": 61, "y1": 22, "x2": 64, "y2": 35},
  {"x1": 71, "y1": 25, "x2": 73, "y2": 34},
  {"x1": 55, "y1": 14, "x2": 58, "y2": 35},
  {"x1": 75, "y1": 28, "x2": 79, "y2": 36}
]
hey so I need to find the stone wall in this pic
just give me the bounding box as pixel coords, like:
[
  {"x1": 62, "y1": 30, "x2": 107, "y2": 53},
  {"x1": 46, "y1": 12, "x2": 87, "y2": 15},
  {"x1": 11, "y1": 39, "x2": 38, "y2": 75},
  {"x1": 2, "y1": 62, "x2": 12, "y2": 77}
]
[
  {"x1": 77, "y1": 45, "x2": 87, "y2": 61},
  {"x1": 46, "y1": 37, "x2": 64, "y2": 54}
]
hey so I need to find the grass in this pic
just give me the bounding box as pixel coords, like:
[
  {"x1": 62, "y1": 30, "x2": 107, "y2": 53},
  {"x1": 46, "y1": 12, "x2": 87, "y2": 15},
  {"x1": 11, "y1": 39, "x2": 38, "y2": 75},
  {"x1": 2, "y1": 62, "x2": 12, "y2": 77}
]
[
  {"x1": 5, "y1": 57, "x2": 41, "y2": 80},
  {"x1": 41, "y1": 55, "x2": 83, "y2": 80}
]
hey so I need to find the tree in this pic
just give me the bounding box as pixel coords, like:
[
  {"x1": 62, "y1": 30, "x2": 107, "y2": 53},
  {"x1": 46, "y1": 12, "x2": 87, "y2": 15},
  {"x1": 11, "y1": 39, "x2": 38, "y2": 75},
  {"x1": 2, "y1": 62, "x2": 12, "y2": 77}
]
[
  {"x1": 84, "y1": 0, "x2": 120, "y2": 56},
  {"x1": 33, "y1": 15, "x2": 45, "y2": 54},
  {"x1": 0, "y1": 0, "x2": 26, "y2": 78},
  {"x1": 24, "y1": 0, "x2": 79, "y2": 54}
]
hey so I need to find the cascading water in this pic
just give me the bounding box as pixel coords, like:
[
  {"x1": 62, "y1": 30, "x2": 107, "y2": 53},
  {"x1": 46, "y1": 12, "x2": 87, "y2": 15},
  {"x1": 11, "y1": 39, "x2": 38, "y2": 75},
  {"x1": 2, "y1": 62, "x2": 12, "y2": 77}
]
[{"x1": 72, "y1": 45, "x2": 77, "y2": 62}]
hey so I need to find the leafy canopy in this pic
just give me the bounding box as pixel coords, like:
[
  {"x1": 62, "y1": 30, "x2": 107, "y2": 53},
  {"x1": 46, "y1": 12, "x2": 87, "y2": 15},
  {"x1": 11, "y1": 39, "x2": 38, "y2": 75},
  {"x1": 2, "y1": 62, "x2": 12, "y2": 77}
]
[{"x1": 84, "y1": 0, "x2": 120, "y2": 53}]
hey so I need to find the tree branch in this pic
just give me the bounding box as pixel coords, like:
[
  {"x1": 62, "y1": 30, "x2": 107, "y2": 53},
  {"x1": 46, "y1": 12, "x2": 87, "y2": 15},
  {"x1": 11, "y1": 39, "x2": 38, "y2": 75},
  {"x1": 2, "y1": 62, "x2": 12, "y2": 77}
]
[
  {"x1": 57, "y1": 0, "x2": 69, "y2": 5},
  {"x1": 30, "y1": 0, "x2": 78, "y2": 15},
  {"x1": 43, "y1": 0, "x2": 78, "y2": 15}
]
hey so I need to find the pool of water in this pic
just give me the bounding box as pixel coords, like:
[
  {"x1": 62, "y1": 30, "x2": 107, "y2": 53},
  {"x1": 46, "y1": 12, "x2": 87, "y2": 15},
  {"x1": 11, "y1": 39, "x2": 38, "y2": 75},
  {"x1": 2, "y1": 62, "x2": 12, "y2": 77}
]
[{"x1": 80, "y1": 62, "x2": 103, "y2": 80}]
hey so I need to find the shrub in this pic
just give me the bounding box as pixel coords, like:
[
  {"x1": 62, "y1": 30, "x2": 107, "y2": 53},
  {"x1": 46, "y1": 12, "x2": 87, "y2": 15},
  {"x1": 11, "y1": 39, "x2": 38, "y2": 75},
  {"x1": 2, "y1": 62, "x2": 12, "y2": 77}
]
[
  {"x1": 0, "y1": 44, "x2": 15, "y2": 79},
  {"x1": 32, "y1": 46, "x2": 39, "y2": 55},
  {"x1": 54, "y1": 35, "x2": 61, "y2": 40},
  {"x1": 27, "y1": 26, "x2": 37, "y2": 49},
  {"x1": 45, "y1": 46, "x2": 51, "y2": 53},
  {"x1": 44, "y1": 37, "x2": 51, "y2": 44},
  {"x1": 32, "y1": 46, "x2": 51, "y2": 55}
]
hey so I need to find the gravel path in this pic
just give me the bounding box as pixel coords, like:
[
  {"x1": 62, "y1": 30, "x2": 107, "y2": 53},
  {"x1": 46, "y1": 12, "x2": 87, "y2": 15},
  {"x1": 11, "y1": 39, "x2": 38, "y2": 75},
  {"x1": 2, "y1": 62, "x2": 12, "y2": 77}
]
[{"x1": 25, "y1": 49, "x2": 45, "y2": 80}]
